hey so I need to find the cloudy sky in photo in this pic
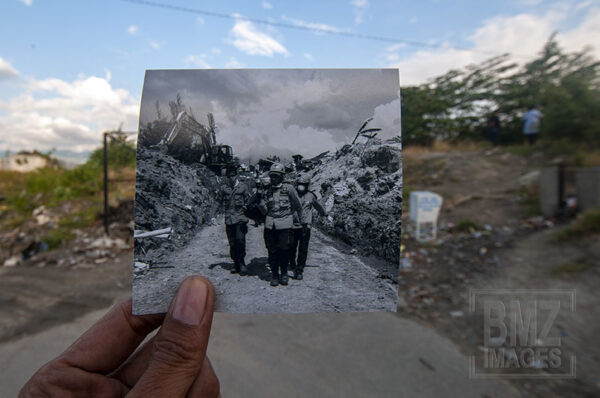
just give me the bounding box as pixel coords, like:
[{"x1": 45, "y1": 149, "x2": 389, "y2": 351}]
[
  {"x1": 141, "y1": 69, "x2": 400, "y2": 161},
  {"x1": 1, "y1": 0, "x2": 598, "y2": 157}
]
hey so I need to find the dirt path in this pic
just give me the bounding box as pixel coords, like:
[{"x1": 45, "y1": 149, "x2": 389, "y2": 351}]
[
  {"x1": 133, "y1": 219, "x2": 398, "y2": 314},
  {"x1": 475, "y1": 229, "x2": 600, "y2": 396}
]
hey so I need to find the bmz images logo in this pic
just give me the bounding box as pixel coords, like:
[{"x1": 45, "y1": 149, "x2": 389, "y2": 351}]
[{"x1": 469, "y1": 289, "x2": 576, "y2": 379}]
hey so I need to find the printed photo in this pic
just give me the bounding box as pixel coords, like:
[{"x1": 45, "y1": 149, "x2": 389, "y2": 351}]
[{"x1": 133, "y1": 69, "x2": 402, "y2": 314}]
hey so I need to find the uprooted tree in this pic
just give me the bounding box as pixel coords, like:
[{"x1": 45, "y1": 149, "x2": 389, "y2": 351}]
[{"x1": 351, "y1": 117, "x2": 382, "y2": 144}]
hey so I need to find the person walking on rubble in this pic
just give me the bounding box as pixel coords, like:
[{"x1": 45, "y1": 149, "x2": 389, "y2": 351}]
[
  {"x1": 289, "y1": 176, "x2": 327, "y2": 280},
  {"x1": 220, "y1": 168, "x2": 252, "y2": 275},
  {"x1": 259, "y1": 163, "x2": 302, "y2": 287}
]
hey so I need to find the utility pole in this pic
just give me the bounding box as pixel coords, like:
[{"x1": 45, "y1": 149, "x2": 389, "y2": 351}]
[{"x1": 103, "y1": 132, "x2": 109, "y2": 236}]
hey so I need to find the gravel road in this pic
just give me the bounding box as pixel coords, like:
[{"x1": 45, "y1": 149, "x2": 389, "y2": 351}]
[{"x1": 133, "y1": 219, "x2": 398, "y2": 314}]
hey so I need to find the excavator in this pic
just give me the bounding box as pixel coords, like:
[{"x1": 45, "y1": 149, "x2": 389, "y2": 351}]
[{"x1": 159, "y1": 111, "x2": 239, "y2": 176}]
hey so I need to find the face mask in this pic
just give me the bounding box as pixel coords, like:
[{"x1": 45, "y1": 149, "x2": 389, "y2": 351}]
[{"x1": 270, "y1": 175, "x2": 283, "y2": 185}]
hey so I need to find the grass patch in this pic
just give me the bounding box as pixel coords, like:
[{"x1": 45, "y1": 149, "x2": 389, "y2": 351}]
[
  {"x1": 555, "y1": 209, "x2": 600, "y2": 241},
  {"x1": 505, "y1": 145, "x2": 538, "y2": 158},
  {"x1": 402, "y1": 185, "x2": 413, "y2": 205},
  {"x1": 58, "y1": 208, "x2": 99, "y2": 229},
  {"x1": 403, "y1": 140, "x2": 488, "y2": 156},
  {"x1": 43, "y1": 228, "x2": 76, "y2": 250},
  {"x1": 453, "y1": 219, "x2": 480, "y2": 233},
  {"x1": 552, "y1": 262, "x2": 590, "y2": 275},
  {"x1": 519, "y1": 185, "x2": 541, "y2": 217}
]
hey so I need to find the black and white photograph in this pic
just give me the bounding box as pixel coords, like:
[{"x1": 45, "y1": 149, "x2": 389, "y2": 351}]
[{"x1": 133, "y1": 69, "x2": 402, "y2": 314}]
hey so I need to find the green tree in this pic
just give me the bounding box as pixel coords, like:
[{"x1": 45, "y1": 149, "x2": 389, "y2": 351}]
[
  {"x1": 87, "y1": 132, "x2": 136, "y2": 168},
  {"x1": 401, "y1": 36, "x2": 600, "y2": 146}
]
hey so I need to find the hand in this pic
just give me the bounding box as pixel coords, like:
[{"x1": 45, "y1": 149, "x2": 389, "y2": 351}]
[{"x1": 20, "y1": 277, "x2": 219, "y2": 397}]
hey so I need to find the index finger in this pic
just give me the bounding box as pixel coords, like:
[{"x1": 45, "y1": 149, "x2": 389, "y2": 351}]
[{"x1": 57, "y1": 298, "x2": 164, "y2": 374}]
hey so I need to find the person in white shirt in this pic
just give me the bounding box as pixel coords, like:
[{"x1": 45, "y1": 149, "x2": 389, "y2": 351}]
[{"x1": 522, "y1": 105, "x2": 544, "y2": 145}]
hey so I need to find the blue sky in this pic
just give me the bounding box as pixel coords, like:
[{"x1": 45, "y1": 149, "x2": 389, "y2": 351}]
[{"x1": 0, "y1": 0, "x2": 598, "y2": 155}]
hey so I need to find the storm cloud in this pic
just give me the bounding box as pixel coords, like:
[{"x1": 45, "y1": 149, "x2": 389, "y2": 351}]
[{"x1": 140, "y1": 69, "x2": 400, "y2": 161}]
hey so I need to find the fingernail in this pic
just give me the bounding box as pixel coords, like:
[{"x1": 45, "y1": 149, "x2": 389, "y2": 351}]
[{"x1": 172, "y1": 278, "x2": 208, "y2": 326}]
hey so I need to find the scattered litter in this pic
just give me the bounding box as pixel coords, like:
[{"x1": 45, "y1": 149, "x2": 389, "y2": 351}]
[
  {"x1": 32, "y1": 206, "x2": 53, "y2": 225},
  {"x1": 3, "y1": 255, "x2": 20, "y2": 267},
  {"x1": 400, "y1": 257, "x2": 412, "y2": 270},
  {"x1": 88, "y1": 236, "x2": 129, "y2": 250},
  {"x1": 134, "y1": 261, "x2": 150, "y2": 274}
]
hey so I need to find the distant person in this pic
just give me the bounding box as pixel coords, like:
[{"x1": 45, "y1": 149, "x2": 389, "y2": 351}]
[
  {"x1": 20, "y1": 277, "x2": 220, "y2": 397},
  {"x1": 486, "y1": 110, "x2": 501, "y2": 147},
  {"x1": 260, "y1": 163, "x2": 302, "y2": 287},
  {"x1": 522, "y1": 105, "x2": 543, "y2": 145},
  {"x1": 289, "y1": 176, "x2": 327, "y2": 280}
]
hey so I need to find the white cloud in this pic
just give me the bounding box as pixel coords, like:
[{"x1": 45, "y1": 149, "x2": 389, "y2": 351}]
[
  {"x1": 127, "y1": 25, "x2": 139, "y2": 35},
  {"x1": 371, "y1": 97, "x2": 401, "y2": 139},
  {"x1": 0, "y1": 73, "x2": 138, "y2": 152},
  {"x1": 184, "y1": 54, "x2": 211, "y2": 69},
  {"x1": 558, "y1": 7, "x2": 600, "y2": 57},
  {"x1": 351, "y1": 0, "x2": 369, "y2": 25},
  {"x1": 280, "y1": 15, "x2": 347, "y2": 34},
  {"x1": 518, "y1": 0, "x2": 543, "y2": 6},
  {"x1": 575, "y1": 0, "x2": 593, "y2": 11},
  {"x1": 0, "y1": 57, "x2": 19, "y2": 79},
  {"x1": 19, "y1": 0, "x2": 33, "y2": 6},
  {"x1": 388, "y1": 6, "x2": 600, "y2": 85},
  {"x1": 148, "y1": 40, "x2": 160, "y2": 49},
  {"x1": 386, "y1": 43, "x2": 406, "y2": 52},
  {"x1": 303, "y1": 53, "x2": 314, "y2": 61},
  {"x1": 225, "y1": 57, "x2": 243, "y2": 68},
  {"x1": 211, "y1": 48, "x2": 221, "y2": 54},
  {"x1": 196, "y1": 16, "x2": 205, "y2": 24},
  {"x1": 262, "y1": 1, "x2": 273, "y2": 10},
  {"x1": 229, "y1": 20, "x2": 289, "y2": 56}
]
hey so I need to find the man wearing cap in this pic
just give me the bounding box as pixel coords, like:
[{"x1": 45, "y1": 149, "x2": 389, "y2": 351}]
[
  {"x1": 260, "y1": 163, "x2": 302, "y2": 287},
  {"x1": 220, "y1": 169, "x2": 252, "y2": 275},
  {"x1": 290, "y1": 175, "x2": 327, "y2": 280}
]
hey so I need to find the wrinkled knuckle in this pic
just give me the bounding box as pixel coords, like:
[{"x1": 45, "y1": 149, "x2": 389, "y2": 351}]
[
  {"x1": 152, "y1": 336, "x2": 199, "y2": 367},
  {"x1": 20, "y1": 362, "x2": 66, "y2": 396}
]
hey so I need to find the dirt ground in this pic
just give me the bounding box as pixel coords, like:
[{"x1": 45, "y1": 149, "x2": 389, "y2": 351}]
[
  {"x1": 399, "y1": 146, "x2": 600, "y2": 397},
  {"x1": 0, "y1": 250, "x2": 132, "y2": 344},
  {"x1": 133, "y1": 219, "x2": 398, "y2": 314}
]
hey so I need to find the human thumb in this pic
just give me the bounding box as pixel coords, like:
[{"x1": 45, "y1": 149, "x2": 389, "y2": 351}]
[{"x1": 129, "y1": 276, "x2": 215, "y2": 397}]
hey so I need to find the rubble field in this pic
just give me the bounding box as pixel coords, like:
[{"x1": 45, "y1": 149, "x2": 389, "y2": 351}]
[
  {"x1": 304, "y1": 139, "x2": 402, "y2": 272},
  {"x1": 133, "y1": 145, "x2": 221, "y2": 266}
]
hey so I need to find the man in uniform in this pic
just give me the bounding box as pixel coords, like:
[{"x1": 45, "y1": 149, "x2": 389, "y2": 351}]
[
  {"x1": 245, "y1": 175, "x2": 269, "y2": 226},
  {"x1": 290, "y1": 176, "x2": 327, "y2": 280},
  {"x1": 260, "y1": 163, "x2": 302, "y2": 287},
  {"x1": 220, "y1": 169, "x2": 252, "y2": 275}
]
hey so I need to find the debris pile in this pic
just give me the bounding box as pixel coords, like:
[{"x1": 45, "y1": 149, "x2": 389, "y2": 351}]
[
  {"x1": 1, "y1": 220, "x2": 132, "y2": 269},
  {"x1": 134, "y1": 145, "x2": 220, "y2": 266},
  {"x1": 303, "y1": 139, "x2": 402, "y2": 265}
]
